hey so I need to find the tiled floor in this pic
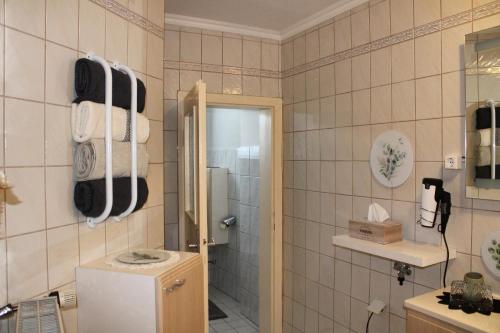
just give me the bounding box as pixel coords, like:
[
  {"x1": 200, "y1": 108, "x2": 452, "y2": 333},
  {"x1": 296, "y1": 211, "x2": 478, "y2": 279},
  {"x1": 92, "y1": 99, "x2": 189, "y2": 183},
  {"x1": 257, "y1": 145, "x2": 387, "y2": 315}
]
[{"x1": 209, "y1": 286, "x2": 259, "y2": 333}]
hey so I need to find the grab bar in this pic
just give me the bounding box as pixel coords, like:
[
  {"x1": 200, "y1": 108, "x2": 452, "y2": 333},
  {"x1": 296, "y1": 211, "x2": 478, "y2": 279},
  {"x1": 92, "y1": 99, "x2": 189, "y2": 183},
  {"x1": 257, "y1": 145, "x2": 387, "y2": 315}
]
[
  {"x1": 113, "y1": 62, "x2": 138, "y2": 219},
  {"x1": 487, "y1": 99, "x2": 496, "y2": 179},
  {"x1": 86, "y1": 53, "x2": 113, "y2": 227}
]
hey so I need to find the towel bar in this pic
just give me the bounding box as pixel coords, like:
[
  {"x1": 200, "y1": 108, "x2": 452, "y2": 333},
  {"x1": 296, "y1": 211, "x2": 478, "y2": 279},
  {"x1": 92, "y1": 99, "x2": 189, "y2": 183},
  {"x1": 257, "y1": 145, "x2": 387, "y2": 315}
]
[
  {"x1": 86, "y1": 53, "x2": 113, "y2": 227},
  {"x1": 487, "y1": 99, "x2": 496, "y2": 179}
]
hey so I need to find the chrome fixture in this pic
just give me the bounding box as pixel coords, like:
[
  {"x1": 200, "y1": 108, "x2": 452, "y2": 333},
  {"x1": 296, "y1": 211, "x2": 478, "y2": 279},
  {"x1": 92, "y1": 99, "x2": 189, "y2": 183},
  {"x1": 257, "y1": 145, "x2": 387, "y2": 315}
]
[{"x1": 394, "y1": 261, "x2": 412, "y2": 286}]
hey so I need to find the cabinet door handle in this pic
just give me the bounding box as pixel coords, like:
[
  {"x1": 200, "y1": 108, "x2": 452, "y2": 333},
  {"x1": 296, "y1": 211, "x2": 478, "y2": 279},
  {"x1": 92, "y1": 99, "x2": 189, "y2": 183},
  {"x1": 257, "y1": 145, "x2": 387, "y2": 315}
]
[{"x1": 163, "y1": 278, "x2": 187, "y2": 293}]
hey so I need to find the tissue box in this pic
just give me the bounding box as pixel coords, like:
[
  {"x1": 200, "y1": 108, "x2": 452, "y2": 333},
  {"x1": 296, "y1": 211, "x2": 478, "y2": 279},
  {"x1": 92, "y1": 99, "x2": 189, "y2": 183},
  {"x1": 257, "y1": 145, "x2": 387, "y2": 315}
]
[{"x1": 348, "y1": 219, "x2": 402, "y2": 244}]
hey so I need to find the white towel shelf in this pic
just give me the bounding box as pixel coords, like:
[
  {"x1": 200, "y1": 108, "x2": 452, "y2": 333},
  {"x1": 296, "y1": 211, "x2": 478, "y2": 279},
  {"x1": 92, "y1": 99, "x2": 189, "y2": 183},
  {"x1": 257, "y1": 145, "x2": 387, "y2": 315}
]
[{"x1": 332, "y1": 235, "x2": 456, "y2": 267}]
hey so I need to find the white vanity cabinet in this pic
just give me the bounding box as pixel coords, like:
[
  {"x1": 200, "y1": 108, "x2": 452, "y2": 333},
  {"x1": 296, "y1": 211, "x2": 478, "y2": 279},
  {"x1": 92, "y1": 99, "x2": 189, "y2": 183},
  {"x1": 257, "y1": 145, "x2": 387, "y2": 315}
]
[{"x1": 76, "y1": 252, "x2": 203, "y2": 333}]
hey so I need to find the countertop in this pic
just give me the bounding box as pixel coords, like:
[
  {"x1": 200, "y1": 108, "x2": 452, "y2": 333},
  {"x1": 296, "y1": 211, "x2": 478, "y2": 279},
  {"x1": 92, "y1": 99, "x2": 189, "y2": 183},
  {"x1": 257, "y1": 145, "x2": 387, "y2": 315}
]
[{"x1": 404, "y1": 288, "x2": 500, "y2": 333}]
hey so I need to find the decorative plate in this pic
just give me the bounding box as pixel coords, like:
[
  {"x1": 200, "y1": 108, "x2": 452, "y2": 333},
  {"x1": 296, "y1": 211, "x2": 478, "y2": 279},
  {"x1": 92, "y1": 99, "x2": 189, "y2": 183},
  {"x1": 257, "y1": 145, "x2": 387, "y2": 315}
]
[
  {"x1": 481, "y1": 230, "x2": 500, "y2": 278},
  {"x1": 370, "y1": 130, "x2": 414, "y2": 188},
  {"x1": 116, "y1": 249, "x2": 170, "y2": 264}
]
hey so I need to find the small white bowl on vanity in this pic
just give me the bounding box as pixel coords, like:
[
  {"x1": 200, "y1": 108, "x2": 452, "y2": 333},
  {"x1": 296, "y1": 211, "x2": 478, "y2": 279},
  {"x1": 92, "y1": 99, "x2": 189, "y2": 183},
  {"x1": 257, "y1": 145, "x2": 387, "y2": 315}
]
[{"x1": 404, "y1": 289, "x2": 500, "y2": 333}]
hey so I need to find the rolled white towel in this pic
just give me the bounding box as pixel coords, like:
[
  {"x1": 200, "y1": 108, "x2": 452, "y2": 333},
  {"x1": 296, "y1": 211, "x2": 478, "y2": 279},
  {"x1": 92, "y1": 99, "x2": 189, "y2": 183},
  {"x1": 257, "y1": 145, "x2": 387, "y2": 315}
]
[
  {"x1": 71, "y1": 101, "x2": 150, "y2": 143},
  {"x1": 474, "y1": 128, "x2": 500, "y2": 147},
  {"x1": 475, "y1": 146, "x2": 500, "y2": 166}
]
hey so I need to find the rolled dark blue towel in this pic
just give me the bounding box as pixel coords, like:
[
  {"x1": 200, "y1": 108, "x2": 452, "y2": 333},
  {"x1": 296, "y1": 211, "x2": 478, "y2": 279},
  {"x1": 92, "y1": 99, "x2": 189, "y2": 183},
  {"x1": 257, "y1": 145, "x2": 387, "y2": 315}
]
[
  {"x1": 74, "y1": 58, "x2": 146, "y2": 112},
  {"x1": 475, "y1": 107, "x2": 500, "y2": 129},
  {"x1": 74, "y1": 177, "x2": 148, "y2": 217},
  {"x1": 475, "y1": 165, "x2": 500, "y2": 179}
]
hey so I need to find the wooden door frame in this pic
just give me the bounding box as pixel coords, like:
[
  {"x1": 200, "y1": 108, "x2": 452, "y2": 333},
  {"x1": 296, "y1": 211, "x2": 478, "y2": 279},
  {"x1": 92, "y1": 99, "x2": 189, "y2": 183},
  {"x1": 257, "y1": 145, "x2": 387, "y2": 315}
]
[{"x1": 177, "y1": 92, "x2": 283, "y2": 333}]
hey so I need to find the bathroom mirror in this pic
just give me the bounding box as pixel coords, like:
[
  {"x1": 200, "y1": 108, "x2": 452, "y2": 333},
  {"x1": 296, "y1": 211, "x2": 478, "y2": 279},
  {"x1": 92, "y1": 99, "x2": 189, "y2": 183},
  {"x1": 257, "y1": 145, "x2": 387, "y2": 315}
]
[{"x1": 465, "y1": 25, "x2": 500, "y2": 200}]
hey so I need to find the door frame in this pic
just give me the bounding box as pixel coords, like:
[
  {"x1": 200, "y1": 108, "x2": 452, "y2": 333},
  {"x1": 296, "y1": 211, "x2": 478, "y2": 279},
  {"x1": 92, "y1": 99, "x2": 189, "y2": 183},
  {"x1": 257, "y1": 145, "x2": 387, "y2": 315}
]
[{"x1": 177, "y1": 92, "x2": 283, "y2": 333}]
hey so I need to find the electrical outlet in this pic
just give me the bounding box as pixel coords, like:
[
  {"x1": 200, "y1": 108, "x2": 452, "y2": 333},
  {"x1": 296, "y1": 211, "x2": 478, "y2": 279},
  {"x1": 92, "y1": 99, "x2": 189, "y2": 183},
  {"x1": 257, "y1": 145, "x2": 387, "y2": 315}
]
[{"x1": 445, "y1": 154, "x2": 461, "y2": 170}]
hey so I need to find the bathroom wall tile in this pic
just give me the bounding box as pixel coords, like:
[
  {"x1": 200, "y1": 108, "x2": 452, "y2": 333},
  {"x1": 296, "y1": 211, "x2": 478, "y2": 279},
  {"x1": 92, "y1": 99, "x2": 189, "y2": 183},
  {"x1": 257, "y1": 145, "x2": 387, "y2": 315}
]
[
  {"x1": 351, "y1": 8, "x2": 369, "y2": 47},
  {"x1": 416, "y1": 119, "x2": 442, "y2": 161},
  {"x1": 0, "y1": 240, "x2": 5, "y2": 306},
  {"x1": 6, "y1": 167, "x2": 45, "y2": 236},
  {"x1": 320, "y1": 192, "x2": 335, "y2": 225},
  {"x1": 223, "y1": 74, "x2": 242, "y2": 95},
  {"x1": 320, "y1": 129, "x2": 335, "y2": 160},
  {"x1": 147, "y1": 0, "x2": 164, "y2": 27},
  {"x1": 414, "y1": 0, "x2": 441, "y2": 26},
  {"x1": 146, "y1": 164, "x2": 164, "y2": 207},
  {"x1": 243, "y1": 40, "x2": 261, "y2": 69},
  {"x1": 391, "y1": 0, "x2": 413, "y2": 34},
  {"x1": 292, "y1": 301, "x2": 305, "y2": 330},
  {"x1": 148, "y1": 206, "x2": 164, "y2": 249},
  {"x1": 392, "y1": 40, "x2": 414, "y2": 83},
  {"x1": 370, "y1": 0, "x2": 390, "y2": 41},
  {"x1": 392, "y1": 80, "x2": 415, "y2": 122},
  {"x1": 335, "y1": 59, "x2": 352, "y2": 94},
  {"x1": 293, "y1": 36, "x2": 306, "y2": 67},
  {"x1": 319, "y1": 223, "x2": 335, "y2": 257},
  {"x1": 5, "y1": 0, "x2": 45, "y2": 37},
  {"x1": 370, "y1": 256, "x2": 392, "y2": 274},
  {"x1": 46, "y1": 167, "x2": 77, "y2": 228},
  {"x1": 46, "y1": 0, "x2": 78, "y2": 49},
  {"x1": 305, "y1": 250, "x2": 320, "y2": 281},
  {"x1": 47, "y1": 224, "x2": 79, "y2": 289},
  {"x1": 129, "y1": 0, "x2": 147, "y2": 16},
  {"x1": 306, "y1": 69, "x2": 320, "y2": 101},
  {"x1": 335, "y1": 93, "x2": 352, "y2": 127},
  {"x1": 164, "y1": 131, "x2": 178, "y2": 162},
  {"x1": 223, "y1": 37, "x2": 242, "y2": 67},
  {"x1": 318, "y1": 286, "x2": 334, "y2": 319},
  {"x1": 350, "y1": 265, "x2": 369, "y2": 302},
  {"x1": 261, "y1": 77, "x2": 279, "y2": 97},
  {"x1": 442, "y1": 24, "x2": 471, "y2": 73},
  {"x1": 335, "y1": 17, "x2": 351, "y2": 53},
  {"x1": 350, "y1": 298, "x2": 369, "y2": 333},
  {"x1": 79, "y1": 0, "x2": 105, "y2": 56},
  {"x1": 128, "y1": 210, "x2": 148, "y2": 249},
  {"x1": 472, "y1": 209, "x2": 500, "y2": 256},
  {"x1": 294, "y1": 72, "x2": 306, "y2": 103},
  {"x1": 371, "y1": 85, "x2": 391, "y2": 124},
  {"x1": 46, "y1": 43, "x2": 77, "y2": 105},
  {"x1": 78, "y1": 222, "x2": 105, "y2": 264},
  {"x1": 319, "y1": 24, "x2": 335, "y2": 58},
  {"x1": 146, "y1": 76, "x2": 164, "y2": 121},
  {"x1": 352, "y1": 53, "x2": 370, "y2": 91},
  {"x1": 164, "y1": 193, "x2": 178, "y2": 223},
  {"x1": 128, "y1": 24, "x2": 147, "y2": 73},
  {"x1": 164, "y1": 69, "x2": 179, "y2": 99},
  {"x1": 294, "y1": 131, "x2": 306, "y2": 160},
  {"x1": 293, "y1": 190, "x2": 306, "y2": 220},
  {"x1": 443, "y1": 116, "x2": 464, "y2": 161},
  {"x1": 105, "y1": 12, "x2": 127, "y2": 64},
  {"x1": 353, "y1": 89, "x2": 371, "y2": 125},
  {"x1": 5, "y1": 98, "x2": 44, "y2": 166},
  {"x1": 442, "y1": 71, "x2": 466, "y2": 117},
  {"x1": 319, "y1": 64, "x2": 335, "y2": 98},
  {"x1": 201, "y1": 72, "x2": 221, "y2": 94},
  {"x1": 5, "y1": 29, "x2": 44, "y2": 101},
  {"x1": 7, "y1": 231, "x2": 47, "y2": 303},
  {"x1": 416, "y1": 75, "x2": 442, "y2": 119},
  {"x1": 106, "y1": 220, "x2": 129, "y2": 254},
  {"x1": 294, "y1": 161, "x2": 306, "y2": 189},
  {"x1": 335, "y1": 127, "x2": 353, "y2": 160},
  {"x1": 262, "y1": 42, "x2": 279, "y2": 71},
  {"x1": 147, "y1": 32, "x2": 164, "y2": 78},
  {"x1": 282, "y1": 41, "x2": 294, "y2": 71},
  {"x1": 335, "y1": 195, "x2": 352, "y2": 228},
  {"x1": 371, "y1": 47, "x2": 391, "y2": 87},
  {"x1": 321, "y1": 161, "x2": 335, "y2": 193},
  {"x1": 415, "y1": 32, "x2": 442, "y2": 78},
  {"x1": 165, "y1": 30, "x2": 180, "y2": 62},
  {"x1": 333, "y1": 290, "x2": 350, "y2": 326},
  {"x1": 390, "y1": 279, "x2": 413, "y2": 317},
  {"x1": 180, "y1": 70, "x2": 201, "y2": 91},
  {"x1": 353, "y1": 162, "x2": 371, "y2": 197},
  {"x1": 148, "y1": 121, "x2": 164, "y2": 164},
  {"x1": 442, "y1": 0, "x2": 471, "y2": 16},
  {"x1": 320, "y1": 96, "x2": 335, "y2": 129},
  {"x1": 353, "y1": 125, "x2": 371, "y2": 160},
  {"x1": 306, "y1": 30, "x2": 320, "y2": 63}
]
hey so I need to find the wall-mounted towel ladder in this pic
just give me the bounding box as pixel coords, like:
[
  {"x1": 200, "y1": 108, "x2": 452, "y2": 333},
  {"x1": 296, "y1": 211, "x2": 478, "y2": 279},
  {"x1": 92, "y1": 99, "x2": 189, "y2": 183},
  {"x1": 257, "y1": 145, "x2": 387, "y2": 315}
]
[
  {"x1": 487, "y1": 99, "x2": 496, "y2": 180},
  {"x1": 85, "y1": 53, "x2": 139, "y2": 227}
]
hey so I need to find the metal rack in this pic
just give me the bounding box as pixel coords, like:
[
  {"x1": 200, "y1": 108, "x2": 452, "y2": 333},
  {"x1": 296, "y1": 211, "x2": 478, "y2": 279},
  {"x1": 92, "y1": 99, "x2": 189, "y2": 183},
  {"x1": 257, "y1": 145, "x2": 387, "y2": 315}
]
[{"x1": 487, "y1": 99, "x2": 496, "y2": 179}]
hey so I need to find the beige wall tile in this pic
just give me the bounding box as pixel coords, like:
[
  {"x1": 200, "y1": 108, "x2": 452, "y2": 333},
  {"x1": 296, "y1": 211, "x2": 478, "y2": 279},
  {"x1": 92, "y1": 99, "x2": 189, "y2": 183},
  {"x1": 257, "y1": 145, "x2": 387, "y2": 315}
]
[
  {"x1": 351, "y1": 8, "x2": 370, "y2": 47},
  {"x1": 242, "y1": 75, "x2": 260, "y2": 96},
  {"x1": 222, "y1": 73, "x2": 242, "y2": 95},
  {"x1": 306, "y1": 30, "x2": 320, "y2": 63},
  {"x1": 243, "y1": 40, "x2": 261, "y2": 69},
  {"x1": 335, "y1": 17, "x2": 351, "y2": 53},
  {"x1": 79, "y1": 222, "x2": 105, "y2": 265},
  {"x1": 414, "y1": 0, "x2": 441, "y2": 26},
  {"x1": 203, "y1": 72, "x2": 223, "y2": 93},
  {"x1": 352, "y1": 53, "x2": 370, "y2": 90},
  {"x1": 105, "y1": 12, "x2": 128, "y2": 64},
  {"x1": 7, "y1": 231, "x2": 47, "y2": 303},
  {"x1": 353, "y1": 89, "x2": 371, "y2": 125},
  {"x1": 353, "y1": 125, "x2": 371, "y2": 160},
  {"x1": 165, "y1": 30, "x2": 180, "y2": 62},
  {"x1": 442, "y1": 24, "x2": 472, "y2": 73},
  {"x1": 146, "y1": 76, "x2": 164, "y2": 121},
  {"x1": 148, "y1": 206, "x2": 164, "y2": 248},
  {"x1": 148, "y1": 120, "x2": 163, "y2": 163},
  {"x1": 371, "y1": 47, "x2": 391, "y2": 87},
  {"x1": 129, "y1": 0, "x2": 147, "y2": 16},
  {"x1": 370, "y1": 0, "x2": 390, "y2": 41},
  {"x1": 282, "y1": 41, "x2": 294, "y2": 71},
  {"x1": 262, "y1": 42, "x2": 279, "y2": 71},
  {"x1": 5, "y1": 29, "x2": 45, "y2": 101},
  {"x1": 391, "y1": 0, "x2": 414, "y2": 34},
  {"x1": 392, "y1": 40, "x2": 414, "y2": 83},
  {"x1": 442, "y1": 0, "x2": 472, "y2": 16},
  {"x1": 5, "y1": 98, "x2": 44, "y2": 167},
  {"x1": 223, "y1": 37, "x2": 242, "y2": 67},
  {"x1": 307, "y1": 99, "x2": 320, "y2": 130},
  {"x1": 0, "y1": 240, "x2": 5, "y2": 306},
  {"x1": 128, "y1": 209, "x2": 148, "y2": 249},
  {"x1": 46, "y1": 167, "x2": 77, "y2": 228},
  {"x1": 320, "y1": 129, "x2": 335, "y2": 161},
  {"x1": 415, "y1": 32, "x2": 442, "y2": 78},
  {"x1": 47, "y1": 224, "x2": 79, "y2": 289},
  {"x1": 147, "y1": 32, "x2": 164, "y2": 78},
  {"x1": 106, "y1": 219, "x2": 129, "y2": 255},
  {"x1": 335, "y1": 93, "x2": 352, "y2": 127},
  {"x1": 79, "y1": 0, "x2": 105, "y2": 55},
  {"x1": 320, "y1": 96, "x2": 335, "y2": 129},
  {"x1": 319, "y1": 64, "x2": 335, "y2": 98},
  {"x1": 335, "y1": 127, "x2": 353, "y2": 161},
  {"x1": 416, "y1": 118, "x2": 442, "y2": 161},
  {"x1": 319, "y1": 24, "x2": 335, "y2": 58},
  {"x1": 371, "y1": 85, "x2": 391, "y2": 124},
  {"x1": 128, "y1": 23, "x2": 148, "y2": 73},
  {"x1": 179, "y1": 70, "x2": 201, "y2": 91},
  {"x1": 148, "y1": 0, "x2": 164, "y2": 27},
  {"x1": 261, "y1": 77, "x2": 279, "y2": 97},
  {"x1": 5, "y1": 0, "x2": 45, "y2": 37},
  {"x1": 392, "y1": 80, "x2": 416, "y2": 122},
  {"x1": 335, "y1": 59, "x2": 352, "y2": 94},
  {"x1": 416, "y1": 75, "x2": 442, "y2": 119},
  {"x1": 46, "y1": 43, "x2": 77, "y2": 105},
  {"x1": 443, "y1": 71, "x2": 466, "y2": 117},
  {"x1": 164, "y1": 69, "x2": 179, "y2": 99},
  {"x1": 294, "y1": 72, "x2": 306, "y2": 103},
  {"x1": 336, "y1": 161, "x2": 353, "y2": 195},
  {"x1": 146, "y1": 164, "x2": 164, "y2": 207},
  {"x1": 306, "y1": 69, "x2": 320, "y2": 101},
  {"x1": 294, "y1": 36, "x2": 306, "y2": 67},
  {"x1": 353, "y1": 162, "x2": 371, "y2": 196},
  {"x1": 47, "y1": 0, "x2": 78, "y2": 49}
]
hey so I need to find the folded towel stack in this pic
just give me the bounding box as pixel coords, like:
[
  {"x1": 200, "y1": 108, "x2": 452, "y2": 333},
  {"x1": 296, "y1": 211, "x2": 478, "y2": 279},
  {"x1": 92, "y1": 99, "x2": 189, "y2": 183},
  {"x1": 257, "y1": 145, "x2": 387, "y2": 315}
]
[
  {"x1": 475, "y1": 106, "x2": 500, "y2": 179},
  {"x1": 72, "y1": 58, "x2": 150, "y2": 218}
]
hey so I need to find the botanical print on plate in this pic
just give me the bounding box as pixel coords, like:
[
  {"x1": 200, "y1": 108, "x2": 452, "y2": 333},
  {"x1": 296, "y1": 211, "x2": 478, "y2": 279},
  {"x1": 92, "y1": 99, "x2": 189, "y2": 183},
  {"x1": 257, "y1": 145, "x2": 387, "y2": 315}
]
[
  {"x1": 481, "y1": 230, "x2": 500, "y2": 278},
  {"x1": 370, "y1": 130, "x2": 414, "y2": 188}
]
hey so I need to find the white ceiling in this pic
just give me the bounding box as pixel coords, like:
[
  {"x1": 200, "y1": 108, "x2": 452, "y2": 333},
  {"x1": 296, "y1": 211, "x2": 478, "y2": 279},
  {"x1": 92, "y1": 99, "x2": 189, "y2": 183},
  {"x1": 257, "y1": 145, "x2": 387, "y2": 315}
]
[{"x1": 165, "y1": 0, "x2": 364, "y2": 39}]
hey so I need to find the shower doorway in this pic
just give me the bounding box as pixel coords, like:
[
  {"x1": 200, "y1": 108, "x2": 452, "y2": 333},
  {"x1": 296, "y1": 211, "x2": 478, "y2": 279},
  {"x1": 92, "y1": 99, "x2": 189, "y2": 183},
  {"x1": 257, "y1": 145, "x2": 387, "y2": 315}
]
[{"x1": 178, "y1": 81, "x2": 283, "y2": 333}]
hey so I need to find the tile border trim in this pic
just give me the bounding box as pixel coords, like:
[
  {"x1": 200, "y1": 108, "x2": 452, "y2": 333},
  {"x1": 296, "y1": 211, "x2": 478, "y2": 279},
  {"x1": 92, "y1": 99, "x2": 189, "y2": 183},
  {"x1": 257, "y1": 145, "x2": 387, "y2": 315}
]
[
  {"x1": 282, "y1": 0, "x2": 500, "y2": 78},
  {"x1": 163, "y1": 60, "x2": 281, "y2": 79},
  {"x1": 90, "y1": 0, "x2": 164, "y2": 38}
]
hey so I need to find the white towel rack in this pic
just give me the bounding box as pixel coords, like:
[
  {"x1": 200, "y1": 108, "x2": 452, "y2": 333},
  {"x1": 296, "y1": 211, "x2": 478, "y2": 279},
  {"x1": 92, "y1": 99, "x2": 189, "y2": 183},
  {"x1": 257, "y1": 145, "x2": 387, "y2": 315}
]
[
  {"x1": 487, "y1": 99, "x2": 496, "y2": 179},
  {"x1": 113, "y1": 62, "x2": 138, "y2": 220},
  {"x1": 86, "y1": 53, "x2": 113, "y2": 227}
]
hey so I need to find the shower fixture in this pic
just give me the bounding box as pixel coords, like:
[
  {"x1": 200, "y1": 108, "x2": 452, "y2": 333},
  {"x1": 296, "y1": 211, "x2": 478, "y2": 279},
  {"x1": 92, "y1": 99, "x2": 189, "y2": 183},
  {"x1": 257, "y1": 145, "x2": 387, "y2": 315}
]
[{"x1": 394, "y1": 261, "x2": 412, "y2": 286}]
